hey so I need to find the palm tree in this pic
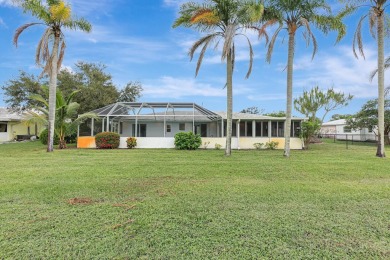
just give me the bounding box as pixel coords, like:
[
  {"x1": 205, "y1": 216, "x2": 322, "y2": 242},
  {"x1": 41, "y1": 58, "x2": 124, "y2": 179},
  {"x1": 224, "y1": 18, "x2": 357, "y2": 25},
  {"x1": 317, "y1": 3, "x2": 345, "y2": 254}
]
[
  {"x1": 349, "y1": 0, "x2": 389, "y2": 157},
  {"x1": 26, "y1": 87, "x2": 97, "y2": 149},
  {"x1": 259, "y1": 0, "x2": 347, "y2": 157},
  {"x1": 173, "y1": 0, "x2": 263, "y2": 156},
  {"x1": 14, "y1": 0, "x2": 91, "y2": 152}
]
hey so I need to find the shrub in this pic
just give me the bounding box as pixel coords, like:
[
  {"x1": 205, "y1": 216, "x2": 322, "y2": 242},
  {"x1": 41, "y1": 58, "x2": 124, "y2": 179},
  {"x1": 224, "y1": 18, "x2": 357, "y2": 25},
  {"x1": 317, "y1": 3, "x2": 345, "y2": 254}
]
[
  {"x1": 265, "y1": 141, "x2": 279, "y2": 150},
  {"x1": 126, "y1": 137, "x2": 137, "y2": 149},
  {"x1": 253, "y1": 143, "x2": 264, "y2": 150},
  {"x1": 214, "y1": 143, "x2": 222, "y2": 150},
  {"x1": 95, "y1": 132, "x2": 120, "y2": 149},
  {"x1": 39, "y1": 129, "x2": 59, "y2": 145},
  {"x1": 174, "y1": 132, "x2": 201, "y2": 150}
]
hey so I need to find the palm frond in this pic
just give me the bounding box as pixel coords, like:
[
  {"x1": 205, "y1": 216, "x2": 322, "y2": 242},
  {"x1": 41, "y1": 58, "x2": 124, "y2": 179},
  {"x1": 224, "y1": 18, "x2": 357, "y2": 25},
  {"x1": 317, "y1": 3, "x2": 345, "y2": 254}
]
[
  {"x1": 57, "y1": 40, "x2": 66, "y2": 73},
  {"x1": 369, "y1": 9, "x2": 377, "y2": 39},
  {"x1": 258, "y1": 19, "x2": 279, "y2": 44},
  {"x1": 266, "y1": 24, "x2": 283, "y2": 63},
  {"x1": 29, "y1": 93, "x2": 49, "y2": 108},
  {"x1": 63, "y1": 17, "x2": 92, "y2": 32},
  {"x1": 189, "y1": 33, "x2": 219, "y2": 76},
  {"x1": 35, "y1": 27, "x2": 52, "y2": 66},
  {"x1": 237, "y1": 33, "x2": 253, "y2": 79},
  {"x1": 353, "y1": 14, "x2": 368, "y2": 59},
  {"x1": 72, "y1": 112, "x2": 99, "y2": 126},
  {"x1": 370, "y1": 56, "x2": 390, "y2": 81},
  {"x1": 222, "y1": 24, "x2": 235, "y2": 61},
  {"x1": 13, "y1": 23, "x2": 41, "y2": 47}
]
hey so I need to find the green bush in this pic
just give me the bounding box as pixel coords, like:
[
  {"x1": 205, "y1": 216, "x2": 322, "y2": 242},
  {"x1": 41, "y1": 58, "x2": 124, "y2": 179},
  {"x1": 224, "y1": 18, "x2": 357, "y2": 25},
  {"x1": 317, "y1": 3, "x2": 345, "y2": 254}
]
[
  {"x1": 253, "y1": 143, "x2": 264, "y2": 150},
  {"x1": 39, "y1": 129, "x2": 59, "y2": 145},
  {"x1": 95, "y1": 132, "x2": 120, "y2": 149},
  {"x1": 174, "y1": 132, "x2": 201, "y2": 150},
  {"x1": 214, "y1": 143, "x2": 222, "y2": 150},
  {"x1": 265, "y1": 141, "x2": 279, "y2": 150},
  {"x1": 126, "y1": 137, "x2": 137, "y2": 149}
]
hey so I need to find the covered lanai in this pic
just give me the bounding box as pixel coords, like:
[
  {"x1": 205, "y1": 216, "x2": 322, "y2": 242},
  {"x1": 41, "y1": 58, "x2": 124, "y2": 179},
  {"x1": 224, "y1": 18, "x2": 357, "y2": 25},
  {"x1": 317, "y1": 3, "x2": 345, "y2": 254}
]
[{"x1": 77, "y1": 102, "x2": 305, "y2": 149}]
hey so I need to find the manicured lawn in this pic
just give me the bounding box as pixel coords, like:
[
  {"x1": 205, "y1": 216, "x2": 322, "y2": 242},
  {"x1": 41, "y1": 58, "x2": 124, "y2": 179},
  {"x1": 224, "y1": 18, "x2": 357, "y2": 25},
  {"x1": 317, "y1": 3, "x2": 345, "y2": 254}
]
[{"x1": 0, "y1": 141, "x2": 389, "y2": 259}]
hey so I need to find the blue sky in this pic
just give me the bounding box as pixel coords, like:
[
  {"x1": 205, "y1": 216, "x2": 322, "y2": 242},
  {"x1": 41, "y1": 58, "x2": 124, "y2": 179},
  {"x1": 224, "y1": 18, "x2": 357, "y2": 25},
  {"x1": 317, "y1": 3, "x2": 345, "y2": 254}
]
[{"x1": 0, "y1": 0, "x2": 388, "y2": 121}]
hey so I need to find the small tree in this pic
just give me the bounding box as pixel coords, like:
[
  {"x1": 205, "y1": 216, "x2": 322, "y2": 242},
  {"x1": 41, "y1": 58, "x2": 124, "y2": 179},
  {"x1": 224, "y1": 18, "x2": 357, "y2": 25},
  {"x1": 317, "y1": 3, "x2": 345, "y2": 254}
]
[
  {"x1": 294, "y1": 86, "x2": 352, "y2": 149},
  {"x1": 25, "y1": 87, "x2": 97, "y2": 149},
  {"x1": 294, "y1": 86, "x2": 353, "y2": 124}
]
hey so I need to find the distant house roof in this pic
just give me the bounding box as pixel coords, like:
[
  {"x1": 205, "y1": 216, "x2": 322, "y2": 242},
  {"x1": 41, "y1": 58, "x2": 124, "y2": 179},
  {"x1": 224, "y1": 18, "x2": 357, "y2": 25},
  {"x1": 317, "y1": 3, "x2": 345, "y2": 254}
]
[
  {"x1": 0, "y1": 108, "x2": 25, "y2": 122},
  {"x1": 322, "y1": 119, "x2": 347, "y2": 126},
  {"x1": 215, "y1": 111, "x2": 306, "y2": 121}
]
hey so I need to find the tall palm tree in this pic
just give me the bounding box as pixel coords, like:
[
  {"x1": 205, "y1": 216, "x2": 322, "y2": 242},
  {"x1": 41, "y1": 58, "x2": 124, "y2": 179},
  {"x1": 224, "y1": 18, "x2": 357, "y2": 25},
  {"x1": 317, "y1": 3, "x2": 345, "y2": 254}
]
[
  {"x1": 173, "y1": 0, "x2": 263, "y2": 156},
  {"x1": 26, "y1": 87, "x2": 97, "y2": 149},
  {"x1": 259, "y1": 0, "x2": 347, "y2": 157},
  {"x1": 351, "y1": 0, "x2": 390, "y2": 157},
  {"x1": 14, "y1": 0, "x2": 91, "y2": 152}
]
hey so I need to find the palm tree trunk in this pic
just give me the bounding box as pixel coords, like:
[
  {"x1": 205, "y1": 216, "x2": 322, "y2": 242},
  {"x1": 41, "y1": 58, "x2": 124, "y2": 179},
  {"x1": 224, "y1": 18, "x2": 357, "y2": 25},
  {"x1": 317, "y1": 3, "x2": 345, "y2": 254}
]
[
  {"x1": 284, "y1": 30, "x2": 295, "y2": 157},
  {"x1": 47, "y1": 34, "x2": 60, "y2": 152},
  {"x1": 225, "y1": 51, "x2": 233, "y2": 156},
  {"x1": 376, "y1": 12, "x2": 385, "y2": 157}
]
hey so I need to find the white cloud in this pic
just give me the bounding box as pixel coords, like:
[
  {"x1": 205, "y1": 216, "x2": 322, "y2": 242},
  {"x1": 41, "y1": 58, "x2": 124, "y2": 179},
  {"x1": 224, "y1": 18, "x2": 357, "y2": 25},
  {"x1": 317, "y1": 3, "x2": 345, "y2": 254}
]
[
  {"x1": 0, "y1": 0, "x2": 17, "y2": 7},
  {"x1": 279, "y1": 45, "x2": 389, "y2": 99},
  {"x1": 0, "y1": 17, "x2": 7, "y2": 28}
]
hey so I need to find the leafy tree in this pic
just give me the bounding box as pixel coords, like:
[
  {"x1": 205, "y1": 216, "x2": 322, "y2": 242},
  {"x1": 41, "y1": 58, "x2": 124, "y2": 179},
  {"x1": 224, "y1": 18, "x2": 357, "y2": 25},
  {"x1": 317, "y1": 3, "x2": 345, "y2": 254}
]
[
  {"x1": 25, "y1": 87, "x2": 97, "y2": 149},
  {"x1": 1, "y1": 71, "x2": 44, "y2": 110},
  {"x1": 58, "y1": 62, "x2": 120, "y2": 113},
  {"x1": 14, "y1": 0, "x2": 91, "y2": 152},
  {"x1": 173, "y1": 0, "x2": 264, "y2": 156},
  {"x1": 294, "y1": 86, "x2": 352, "y2": 149},
  {"x1": 240, "y1": 106, "x2": 264, "y2": 114},
  {"x1": 294, "y1": 86, "x2": 353, "y2": 124},
  {"x1": 264, "y1": 111, "x2": 286, "y2": 117},
  {"x1": 331, "y1": 113, "x2": 353, "y2": 121},
  {"x1": 346, "y1": 99, "x2": 390, "y2": 145},
  {"x1": 259, "y1": 0, "x2": 347, "y2": 157},
  {"x1": 117, "y1": 81, "x2": 143, "y2": 103},
  {"x1": 2, "y1": 62, "x2": 143, "y2": 114},
  {"x1": 344, "y1": 0, "x2": 390, "y2": 157}
]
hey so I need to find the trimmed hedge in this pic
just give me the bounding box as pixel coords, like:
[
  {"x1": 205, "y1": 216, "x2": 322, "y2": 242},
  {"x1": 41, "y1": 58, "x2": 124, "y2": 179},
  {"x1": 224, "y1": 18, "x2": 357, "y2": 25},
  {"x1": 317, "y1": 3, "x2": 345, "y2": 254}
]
[
  {"x1": 95, "y1": 132, "x2": 120, "y2": 149},
  {"x1": 39, "y1": 129, "x2": 59, "y2": 145},
  {"x1": 174, "y1": 132, "x2": 201, "y2": 150}
]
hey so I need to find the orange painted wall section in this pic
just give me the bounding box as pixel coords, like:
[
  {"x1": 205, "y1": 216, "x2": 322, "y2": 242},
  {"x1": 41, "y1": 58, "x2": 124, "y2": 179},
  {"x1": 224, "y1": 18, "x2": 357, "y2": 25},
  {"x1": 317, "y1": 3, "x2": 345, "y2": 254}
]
[{"x1": 77, "y1": 136, "x2": 96, "y2": 148}]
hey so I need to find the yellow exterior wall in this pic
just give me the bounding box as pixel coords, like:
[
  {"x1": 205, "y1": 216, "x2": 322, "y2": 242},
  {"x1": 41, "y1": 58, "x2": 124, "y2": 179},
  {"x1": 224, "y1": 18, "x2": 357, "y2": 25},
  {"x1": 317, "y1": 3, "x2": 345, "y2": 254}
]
[{"x1": 0, "y1": 121, "x2": 45, "y2": 142}]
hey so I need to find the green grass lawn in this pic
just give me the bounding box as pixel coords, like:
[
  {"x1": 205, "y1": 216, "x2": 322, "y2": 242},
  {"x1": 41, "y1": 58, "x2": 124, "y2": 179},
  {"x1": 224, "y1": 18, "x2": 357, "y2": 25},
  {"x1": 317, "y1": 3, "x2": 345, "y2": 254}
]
[{"x1": 0, "y1": 141, "x2": 389, "y2": 259}]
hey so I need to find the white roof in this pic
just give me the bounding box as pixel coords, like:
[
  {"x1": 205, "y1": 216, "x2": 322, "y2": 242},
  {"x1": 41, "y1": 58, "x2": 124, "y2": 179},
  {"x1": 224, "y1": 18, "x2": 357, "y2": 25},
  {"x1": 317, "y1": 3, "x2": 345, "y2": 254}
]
[
  {"x1": 322, "y1": 119, "x2": 347, "y2": 126},
  {"x1": 0, "y1": 108, "x2": 25, "y2": 122}
]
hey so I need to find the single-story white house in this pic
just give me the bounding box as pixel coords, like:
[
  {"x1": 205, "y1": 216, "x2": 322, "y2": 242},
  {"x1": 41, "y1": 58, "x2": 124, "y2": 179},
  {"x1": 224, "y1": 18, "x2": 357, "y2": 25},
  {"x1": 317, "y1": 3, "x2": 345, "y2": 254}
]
[
  {"x1": 77, "y1": 102, "x2": 306, "y2": 149},
  {"x1": 0, "y1": 107, "x2": 44, "y2": 142},
  {"x1": 320, "y1": 119, "x2": 376, "y2": 141}
]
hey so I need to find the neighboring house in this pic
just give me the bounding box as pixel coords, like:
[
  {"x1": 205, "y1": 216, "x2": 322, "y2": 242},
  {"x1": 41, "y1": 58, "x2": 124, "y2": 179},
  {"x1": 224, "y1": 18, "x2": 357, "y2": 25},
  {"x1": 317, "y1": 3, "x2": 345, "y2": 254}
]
[
  {"x1": 0, "y1": 108, "x2": 44, "y2": 142},
  {"x1": 77, "y1": 102, "x2": 306, "y2": 149},
  {"x1": 320, "y1": 119, "x2": 376, "y2": 141}
]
